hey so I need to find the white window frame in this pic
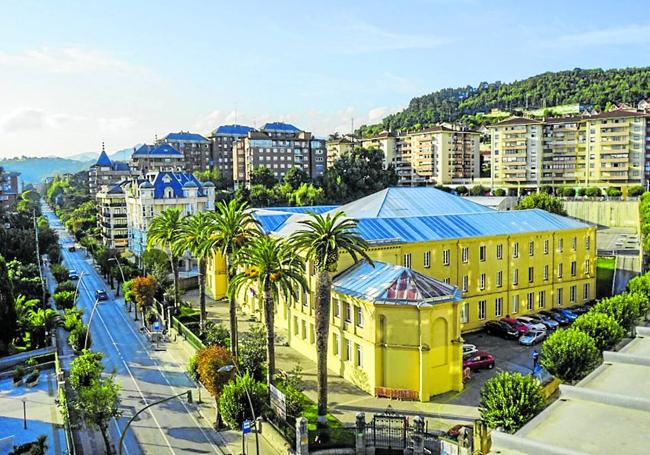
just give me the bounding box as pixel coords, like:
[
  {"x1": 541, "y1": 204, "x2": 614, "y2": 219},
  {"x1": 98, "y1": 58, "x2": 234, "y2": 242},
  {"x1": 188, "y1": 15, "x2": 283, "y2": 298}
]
[
  {"x1": 511, "y1": 295, "x2": 519, "y2": 314},
  {"x1": 513, "y1": 268, "x2": 519, "y2": 285},
  {"x1": 461, "y1": 303, "x2": 469, "y2": 324},
  {"x1": 479, "y1": 245, "x2": 486, "y2": 262},
  {"x1": 527, "y1": 292, "x2": 534, "y2": 310},
  {"x1": 496, "y1": 271, "x2": 503, "y2": 288},
  {"x1": 495, "y1": 297, "x2": 503, "y2": 317},
  {"x1": 462, "y1": 247, "x2": 469, "y2": 263},
  {"x1": 424, "y1": 251, "x2": 431, "y2": 268},
  {"x1": 479, "y1": 273, "x2": 486, "y2": 290},
  {"x1": 355, "y1": 305, "x2": 363, "y2": 328},
  {"x1": 478, "y1": 300, "x2": 486, "y2": 320},
  {"x1": 513, "y1": 242, "x2": 519, "y2": 258},
  {"x1": 442, "y1": 249, "x2": 450, "y2": 266},
  {"x1": 496, "y1": 244, "x2": 503, "y2": 260},
  {"x1": 529, "y1": 241, "x2": 534, "y2": 256},
  {"x1": 403, "y1": 253, "x2": 412, "y2": 268},
  {"x1": 539, "y1": 291, "x2": 546, "y2": 308},
  {"x1": 462, "y1": 275, "x2": 469, "y2": 292}
]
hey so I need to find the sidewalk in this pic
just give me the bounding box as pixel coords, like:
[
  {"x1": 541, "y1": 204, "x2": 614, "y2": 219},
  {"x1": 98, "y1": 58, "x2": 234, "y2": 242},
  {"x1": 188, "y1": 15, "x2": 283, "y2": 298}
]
[{"x1": 185, "y1": 291, "x2": 479, "y2": 433}]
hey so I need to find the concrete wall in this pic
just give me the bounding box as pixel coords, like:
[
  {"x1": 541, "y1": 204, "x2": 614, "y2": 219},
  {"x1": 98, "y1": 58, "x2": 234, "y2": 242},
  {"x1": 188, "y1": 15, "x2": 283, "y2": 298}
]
[{"x1": 564, "y1": 200, "x2": 639, "y2": 229}]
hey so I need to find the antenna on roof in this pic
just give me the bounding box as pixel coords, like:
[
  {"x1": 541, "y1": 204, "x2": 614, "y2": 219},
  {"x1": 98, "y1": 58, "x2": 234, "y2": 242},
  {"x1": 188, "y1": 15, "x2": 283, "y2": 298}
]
[
  {"x1": 101, "y1": 141, "x2": 105, "y2": 153},
  {"x1": 154, "y1": 134, "x2": 158, "y2": 143}
]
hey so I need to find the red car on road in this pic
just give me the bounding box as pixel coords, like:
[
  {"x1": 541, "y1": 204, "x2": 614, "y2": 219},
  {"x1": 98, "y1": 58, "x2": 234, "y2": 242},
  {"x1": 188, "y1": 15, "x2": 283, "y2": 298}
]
[
  {"x1": 501, "y1": 317, "x2": 529, "y2": 336},
  {"x1": 463, "y1": 352, "x2": 495, "y2": 371}
]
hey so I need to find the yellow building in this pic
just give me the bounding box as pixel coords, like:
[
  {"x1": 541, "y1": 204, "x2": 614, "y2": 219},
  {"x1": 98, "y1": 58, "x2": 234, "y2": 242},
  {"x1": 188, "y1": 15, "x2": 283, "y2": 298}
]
[
  {"x1": 206, "y1": 187, "x2": 596, "y2": 400},
  {"x1": 489, "y1": 110, "x2": 649, "y2": 191},
  {"x1": 325, "y1": 136, "x2": 356, "y2": 169},
  {"x1": 96, "y1": 183, "x2": 128, "y2": 251}
]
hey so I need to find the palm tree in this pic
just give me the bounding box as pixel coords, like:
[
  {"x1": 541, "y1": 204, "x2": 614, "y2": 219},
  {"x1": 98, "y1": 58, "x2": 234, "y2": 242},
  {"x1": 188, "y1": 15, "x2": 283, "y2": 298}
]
[
  {"x1": 291, "y1": 212, "x2": 372, "y2": 421},
  {"x1": 28, "y1": 308, "x2": 61, "y2": 349},
  {"x1": 147, "y1": 208, "x2": 184, "y2": 308},
  {"x1": 228, "y1": 236, "x2": 307, "y2": 387},
  {"x1": 209, "y1": 198, "x2": 259, "y2": 357},
  {"x1": 175, "y1": 212, "x2": 215, "y2": 331}
]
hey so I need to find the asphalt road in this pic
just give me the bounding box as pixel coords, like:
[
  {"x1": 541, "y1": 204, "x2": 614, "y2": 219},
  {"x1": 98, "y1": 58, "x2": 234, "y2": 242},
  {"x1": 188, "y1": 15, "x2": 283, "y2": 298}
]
[{"x1": 43, "y1": 204, "x2": 231, "y2": 455}]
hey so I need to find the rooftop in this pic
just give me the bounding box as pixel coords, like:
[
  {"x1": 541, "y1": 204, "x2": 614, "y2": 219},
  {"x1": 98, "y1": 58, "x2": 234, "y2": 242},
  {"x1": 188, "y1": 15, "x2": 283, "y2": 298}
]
[
  {"x1": 261, "y1": 122, "x2": 301, "y2": 133},
  {"x1": 132, "y1": 143, "x2": 183, "y2": 157},
  {"x1": 333, "y1": 260, "x2": 461, "y2": 305},
  {"x1": 164, "y1": 132, "x2": 209, "y2": 143},
  {"x1": 212, "y1": 124, "x2": 256, "y2": 137},
  {"x1": 95, "y1": 150, "x2": 112, "y2": 167}
]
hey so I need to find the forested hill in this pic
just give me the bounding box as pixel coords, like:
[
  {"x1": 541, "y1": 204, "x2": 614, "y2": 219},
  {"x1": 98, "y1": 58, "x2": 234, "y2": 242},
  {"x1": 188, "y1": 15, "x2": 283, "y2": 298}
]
[{"x1": 359, "y1": 67, "x2": 650, "y2": 136}]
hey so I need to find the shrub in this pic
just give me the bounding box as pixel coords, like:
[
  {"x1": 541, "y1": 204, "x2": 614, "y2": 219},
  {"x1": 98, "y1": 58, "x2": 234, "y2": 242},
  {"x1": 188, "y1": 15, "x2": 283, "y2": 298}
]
[
  {"x1": 69, "y1": 350, "x2": 104, "y2": 389},
  {"x1": 572, "y1": 312, "x2": 625, "y2": 351},
  {"x1": 53, "y1": 290, "x2": 76, "y2": 310},
  {"x1": 479, "y1": 372, "x2": 545, "y2": 433},
  {"x1": 201, "y1": 321, "x2": 230, "y2": 348},
  {"x1": 606, "y1": 187, "x2": 622, "y2": 198},
  {"x1": 187, "y1": 354, "x2": 199, "y2": 382},
  {"x1": 238, "y1": 324, "x2": 267, "y2": 382},
  {"x1": 13, "y1": 365, "x2": 25, "y2": 383},
  {"x1": 470, "y1": 185, "x2": 489, "y2": 196},
  {"x1": 455, "y1": 185, "x2": 468, "y2": 195},
  {"x1": 585, "y1": 187, "x2": 602, "y2": 198},
  {"x1": 577, "y1": 187, "x2": 587, "y2": 197},
  {"x1": 218, "y1": 372, "x2": 267, "y2": 429},
  {"x1": 628, "y1": 185, "x2": 645, "y2": 197},
  {"x1": 540, "y1": 328, "x2": 600, "y2": 382},
  {"x1": 626, "y1": 273, "x2": 650, "y2": 300},
  {"x1": 593, "y1": 292, "x2": 647, "y2": 332},
  {"x1": 195, "y1": 345, "x2": 235, "y2": 399},
  {"x1": 539, "y1": 185, "x2": 553, "y2": 194},
  {"x1": 562, "y1": 187, "x2": 576, "y2": 197},
  {"x1": 68, "y1": 324, "x2": 91, "y2": 353},
  {"x1": 50, "y1": 264, "x2": 68, "y2": 283},
  {"x1": 516, "y1": 193, "x2": 567, "y2": 215},
  {"x1": 494, "y1": 188, "x2": 506, "y2": 197},
  {"x1": 55, "y1": 281, "x2": 76, "y2": 294},
  {"x1": 276, "y1": 365, "x2": 307, "y2": 421}
]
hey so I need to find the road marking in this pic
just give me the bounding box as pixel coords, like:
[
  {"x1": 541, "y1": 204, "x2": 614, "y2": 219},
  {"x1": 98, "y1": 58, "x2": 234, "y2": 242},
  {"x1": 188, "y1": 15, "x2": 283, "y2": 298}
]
[{"x1": 57, "y1": 229, "x2": 225, "y2": 455}]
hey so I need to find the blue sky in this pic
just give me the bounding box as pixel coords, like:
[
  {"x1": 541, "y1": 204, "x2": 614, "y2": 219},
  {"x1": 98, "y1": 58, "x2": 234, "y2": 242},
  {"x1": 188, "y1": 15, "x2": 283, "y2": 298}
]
[{"x1": 1, "y1": 0, "x2": 650, "y2": 158}]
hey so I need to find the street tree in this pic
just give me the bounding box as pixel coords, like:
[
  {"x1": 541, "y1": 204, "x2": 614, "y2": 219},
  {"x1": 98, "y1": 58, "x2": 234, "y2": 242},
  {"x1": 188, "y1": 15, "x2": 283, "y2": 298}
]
[
  {"x1": 27, "y1": 308, "x2": 61, "y2": 348},
  {"x1": 540, "y1": 328, "x2": 600, "y2": 382},
  {"x1": 195, "y1": 345, "x2": 235, "y2": 427},
  {"x1": 131, "y1": 276, "x2": 156, "y2": 324},
  {"x1": 0, "y1": 256, "x2": 17, "y2": 354},
  {"x1": 218, "y1": 372, "x2": 266, "y2": 429},
  {"x1": 69, "y1": 350, "x2": 104, "y2": 389},
  {"x1": 516, "y1": 192, "x2": 567, "y2": 215},
  {"x1": 291, "y1": 212, "x2": 372, "y2": 422},
  {"x1": 147, "y1": 208, "x2": 184, "y2": 308},
  {"x1": 229, "y1": 235, "x2": 307, "y2": 386},
  {"x1": 73, "y1": 377, "x2": 121, "y2": 454}
]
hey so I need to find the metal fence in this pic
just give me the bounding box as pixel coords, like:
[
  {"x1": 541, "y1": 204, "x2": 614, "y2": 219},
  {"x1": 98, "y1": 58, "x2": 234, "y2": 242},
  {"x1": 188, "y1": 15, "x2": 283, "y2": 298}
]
[{"x1": 170, "y1": 316, "x2": 205, "y2": 351}]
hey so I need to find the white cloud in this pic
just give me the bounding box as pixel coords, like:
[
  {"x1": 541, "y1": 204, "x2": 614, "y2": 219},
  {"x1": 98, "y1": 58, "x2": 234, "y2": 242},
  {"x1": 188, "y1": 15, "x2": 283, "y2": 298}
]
[
  {"x1": 0, "y1": 46, "x2": 150, "y2": 76},
  {"x1": 98, "y1": 117, "x2": 136, "y2": 132},
  {"x1": 547, "y1": 24, "x2": 650, "y2": 47},
  {"x1": 0, "y1": 108, "x2": 86, "y2": 132}
]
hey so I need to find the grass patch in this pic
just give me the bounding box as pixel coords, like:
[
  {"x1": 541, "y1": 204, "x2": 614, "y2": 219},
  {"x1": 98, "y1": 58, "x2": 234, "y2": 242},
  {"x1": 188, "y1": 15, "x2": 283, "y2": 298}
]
[
  {"x1": 302, "y1": 402, "x2": 342, "y2": 431},
  {"x1": 596, "y1": 256, "x2": 615, "y2": 298}
]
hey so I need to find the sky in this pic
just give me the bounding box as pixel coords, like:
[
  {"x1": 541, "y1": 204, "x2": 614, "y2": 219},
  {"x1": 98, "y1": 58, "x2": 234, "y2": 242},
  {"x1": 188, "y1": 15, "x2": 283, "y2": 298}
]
[{"x1": 1, "y1": 0, "x2": 650, "y2": 158}]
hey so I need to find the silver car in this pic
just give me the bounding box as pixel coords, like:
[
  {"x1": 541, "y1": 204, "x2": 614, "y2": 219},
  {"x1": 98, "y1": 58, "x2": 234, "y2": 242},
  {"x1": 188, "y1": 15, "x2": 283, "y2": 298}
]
[{"x1": 517, "y1": 316, "x2": 547, "y2": 332}]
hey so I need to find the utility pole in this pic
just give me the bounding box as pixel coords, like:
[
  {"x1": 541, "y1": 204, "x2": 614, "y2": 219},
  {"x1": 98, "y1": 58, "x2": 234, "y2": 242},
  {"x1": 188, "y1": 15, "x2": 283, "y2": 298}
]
[{"x1": 33, "y1": 209, "x2": 46, "y2": 306}]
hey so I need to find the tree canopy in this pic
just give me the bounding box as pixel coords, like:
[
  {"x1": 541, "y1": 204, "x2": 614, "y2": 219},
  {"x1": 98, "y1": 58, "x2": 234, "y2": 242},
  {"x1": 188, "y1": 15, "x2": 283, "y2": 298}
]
[{"x1": 516, "y1": 193, "x2": 567, "y2": 215}]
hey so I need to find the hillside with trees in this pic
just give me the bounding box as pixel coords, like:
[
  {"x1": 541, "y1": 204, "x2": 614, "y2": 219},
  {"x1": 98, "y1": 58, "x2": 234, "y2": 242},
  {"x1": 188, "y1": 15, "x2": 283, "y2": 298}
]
[{"x1": 359, "y1": 67, "x2": 650, "y2": 136}]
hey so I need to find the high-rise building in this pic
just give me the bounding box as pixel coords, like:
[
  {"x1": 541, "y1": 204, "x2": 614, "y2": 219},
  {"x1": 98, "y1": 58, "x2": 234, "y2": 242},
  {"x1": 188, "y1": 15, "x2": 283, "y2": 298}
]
[
  {"x1": 209, "y1": 125, "x2": 255, "y2": 182},
  {"x1": 326, "y1": 136, "x2": 356, "y2": 168},
  {"x1": 96, "y1": 183, "x2": 128, "y2": 250},
  {"x1": 130, "y1": 143, "x2": 185, "y2": 174},
  {"x1": 125, "y1": 171, "x2": 215, "y2": 258},
  {"x1": 489, "y1": 110, "x2": 650, "y2": 191},
  {"x1": 0, "y1": 169, "x2": 21, "y2": 208},
  {"x1": 161, "y1": 132, "x2": 211, "y2": 172},
  {"x1": 88, "y1": 149, "x2": 135, "y2": 196},
  {"x1": 232, "y1": 122, "x2": 327, "y2": 186}
]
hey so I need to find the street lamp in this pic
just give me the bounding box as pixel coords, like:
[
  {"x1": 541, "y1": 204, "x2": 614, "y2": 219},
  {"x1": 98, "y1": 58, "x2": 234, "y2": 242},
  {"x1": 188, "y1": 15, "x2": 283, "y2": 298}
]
[
  {"x1": 118, "y1": 390, "x2": 192, "y2": 455},
  {"x1": 72, "y1": 272, "x2": 85, "y2": 311},
  {"x1": 218, "y1": 364, "x2": 260, "y2": 455},
  {"x1": 108, "y1": 257, "x2": 126, "y2": 297},
  {"x1": 84, "y1": 299, "x2": 100, "y2": 350},
  {"x1": 21, "y1": 397, "x2": 27, "y2": 430}
]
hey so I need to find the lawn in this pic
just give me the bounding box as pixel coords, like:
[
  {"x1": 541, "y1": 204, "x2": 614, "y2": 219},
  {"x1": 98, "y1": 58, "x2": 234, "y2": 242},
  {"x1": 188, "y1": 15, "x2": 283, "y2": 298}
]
[{"x1": 596, "y1": 256, "x2": 615, "y2": 298}]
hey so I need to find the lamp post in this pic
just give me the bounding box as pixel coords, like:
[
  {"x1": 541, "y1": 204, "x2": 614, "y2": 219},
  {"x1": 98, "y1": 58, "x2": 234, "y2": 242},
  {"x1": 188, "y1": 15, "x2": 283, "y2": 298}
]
[
  {"x1": 118, "y1": 390, "x2": 192, "y2": 455},
  {"x1": 84, "y1": 299, "x2": 100, "y2": 350},
  {"x1": 108, "y1": 257, "x2": 126, "y2": 297},
  {"x1": 72, "y1": 272, "x2": 86, "y2": 309},
  {"x1": 21, "y1": 397, "x2": 27, "y2": 430},
  {"x1": 218, "y1": 364, "x2": 260, "y2": 455}
]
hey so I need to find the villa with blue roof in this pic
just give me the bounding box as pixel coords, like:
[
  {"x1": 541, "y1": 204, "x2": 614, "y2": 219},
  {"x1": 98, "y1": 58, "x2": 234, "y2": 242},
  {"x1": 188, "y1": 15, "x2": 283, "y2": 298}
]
[
  {"x1": 207, "y1": 186, "x2": 597, "y2": 401},
  {"x1": 161, "y1": 131, "x2": 211, "y2": 173},
  {"x1": 232, "y1": 122, "x2": 327, "y2": 187},
  {"x1": 88, "y1": 147, "x2": 137, "y2": 196},
  {"x1": 130, "y1": 143, "x2": 185, "y2": 174}
]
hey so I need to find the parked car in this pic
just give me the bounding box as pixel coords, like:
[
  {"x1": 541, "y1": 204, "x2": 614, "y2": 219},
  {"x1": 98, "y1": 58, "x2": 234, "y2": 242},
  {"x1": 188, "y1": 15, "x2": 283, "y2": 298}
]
[
  {"x1": 95, "y1": 289, "x2": 108, "y2": 301},
  {"x1": 519, "y1": 330, "x2": 547, "y2": 346},
  {"x1": 570, "y1": 305, "x2": 590, "y2": 315},
  {"x1": 516, "y1": 316, "x2": 547, "y2": 332},
  {"x1": 540, "y1": 310, "x2": 569, "y2": 325},
  {"x1": 527, "y1": 313, "x2": 559, "y2": 330},
  {"x1": 463, "y1": 352, "x2": 495, "y2": 370},
  {"x1": 553, "y1": 308, "x2": 578, "y2": 322},
  {"x1": 485, "y1": 320, "x2": 518, "y2": 339},
  {"x1": 463, "y1": 344, "x2": 478, "y2": 358},
  {"x1": 501, "y1": 317, "x2": 529, "y2": 336},
  {"x1": 68, "y1": 245, "x2": 76, "y2": 252},
  {"x1": 68, "y1": 269, "x2": 79, "y2": 280}
]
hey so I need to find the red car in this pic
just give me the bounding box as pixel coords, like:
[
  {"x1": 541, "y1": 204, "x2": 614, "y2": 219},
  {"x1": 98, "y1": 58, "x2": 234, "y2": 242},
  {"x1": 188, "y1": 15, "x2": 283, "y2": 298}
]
[
  {"x1": 501, "y1": 317, "x2": 529, "y2": 336},
  {"x1": 463, "y1": 351, "x2": 495, "y2": 371}
]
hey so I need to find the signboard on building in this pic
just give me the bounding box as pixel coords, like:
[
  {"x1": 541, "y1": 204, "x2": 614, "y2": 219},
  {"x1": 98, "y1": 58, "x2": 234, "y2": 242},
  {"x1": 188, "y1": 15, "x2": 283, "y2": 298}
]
[{"x1": 269, "y1": 383, "x2": 287, "y2": 420}]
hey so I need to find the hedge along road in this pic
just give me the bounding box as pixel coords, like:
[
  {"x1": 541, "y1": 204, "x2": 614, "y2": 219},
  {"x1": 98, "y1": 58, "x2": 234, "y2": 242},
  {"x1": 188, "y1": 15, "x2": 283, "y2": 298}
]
[{"x1": 45, "y1": 204, "x2": 228, "y2": 455}]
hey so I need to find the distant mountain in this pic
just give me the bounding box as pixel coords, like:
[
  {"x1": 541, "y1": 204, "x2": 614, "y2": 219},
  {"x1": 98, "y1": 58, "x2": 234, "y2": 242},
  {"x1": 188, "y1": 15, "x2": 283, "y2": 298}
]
[
  {"x1": 0, "y1": 157, "x2": 93, "y2": 184},
  {"x1": 110, "y1": 147, "x2": 136, "y2": 162},
  {"x1": 358, "y1": 66, "x2": 650, "y2": 136},
  {"x1": 65, "y1": 151, "x2": 101, "y2": 162}
]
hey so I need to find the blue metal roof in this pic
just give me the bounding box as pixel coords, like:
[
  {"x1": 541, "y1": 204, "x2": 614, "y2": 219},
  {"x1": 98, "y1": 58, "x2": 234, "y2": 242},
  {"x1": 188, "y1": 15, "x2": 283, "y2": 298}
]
[
  {"x1": 252, "y1": 206, "x2": 339, "y2": 234},
  {"x1": 151, "y1": 172, "x2": 206, "y2": 199},
  {"x1": 261, "y1": 122, "x2": 300, "y2": 132},
  {"x1": 164, "y1": 132, "x2": 209, "y2": 143},
  {"x1": 95, "y1": 150, "x2": 112, "y2": 166},
  {"x1": 330, "y1": 187, "x2": 492, "y2": 218},
  {"x1": 133, "y1": 143, "x2": 183, "y2": 157},
  {"x1": 333, "y1": 260, "x2": 461, "y2": 305},
  {"x1": 112, "y1": 161, "x2": 130, "y2": 171},
  {"x1": 354, "y1": 209, "x2": 589, "y2": 244},
  {"x1": 263, "y1": 206, "x2": 339, "y2": 215},
  {"x1": 213, "y1": 124, "x2": 256, "y2": 136},
  {"x1": 254, "y1": 213, "x2": 293, "y2": 233}
]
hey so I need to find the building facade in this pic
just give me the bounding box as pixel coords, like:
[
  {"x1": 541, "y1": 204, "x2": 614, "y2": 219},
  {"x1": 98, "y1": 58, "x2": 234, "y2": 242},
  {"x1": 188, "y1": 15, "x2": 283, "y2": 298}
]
[
  {"x1": 130, "y1": 143, "x2": 185, "y2": 174},
  {"x1": 233, "y1": 122, "x2": 327, "y2": 186},
  {"x1": 125, "y1": 171, "x2": 215, "y2": 258},
  {"x1": 206, "y1": 187, "x2": 596, "y2": 400},
  {"x1": 209, "y1": 124, "x2": 255, "y2": 182},
  {"x1": 88, "y1": 150, "x2": 135, "y2": 196},
  {"x1": 326, "y1": 136, "x2": 356, "y2": 168},
  {"x1": 161, "y1": 132, "x2": 211, "y2": 173},
  {"x1": 0, "y1": 169, "x2": 20, "y2": 208},
  {"x1": 96, "y1": 183, "x2": 128, "y2": 251},
  {"x1": 489, "y1": 110, "x2": 650, "y2": 191}
]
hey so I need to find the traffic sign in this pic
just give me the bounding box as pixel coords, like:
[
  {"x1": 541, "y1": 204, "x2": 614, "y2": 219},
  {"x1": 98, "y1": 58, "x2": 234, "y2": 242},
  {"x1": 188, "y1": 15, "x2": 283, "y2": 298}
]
[{"x1": 242, "y1": 419, "x2": 252, "y2": 434}]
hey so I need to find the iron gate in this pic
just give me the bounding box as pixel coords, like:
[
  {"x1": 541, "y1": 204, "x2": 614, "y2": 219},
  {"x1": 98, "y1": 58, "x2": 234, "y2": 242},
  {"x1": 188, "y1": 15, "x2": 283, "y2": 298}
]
[{"x1": 370, "y1": 408, "x2": 408, "y2": 452}]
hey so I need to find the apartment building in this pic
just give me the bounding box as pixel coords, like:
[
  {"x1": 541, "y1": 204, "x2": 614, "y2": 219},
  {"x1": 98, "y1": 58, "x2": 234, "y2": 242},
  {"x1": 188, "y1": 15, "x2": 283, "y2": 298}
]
[
  {"x1": 161, "y1": 132, "x2": 211, "y2": 173},
  {"x1": 360, "y1": 126, "x2": 481, "y2": 186},
  {"x1": 209, "y1": 124, "x2": 255, "y2": 181},
  {"x1": 0, "y1": 169, "x2": 20, "y2": 208},
  {"x1": 88, "y1": 150, "x2": 135, "y2": 196},
  {"x1": 326, "y1": 136, "x2": 357, "y2": 168},
  {"x1": 489, "y1": 110, "x2": 649, "y2": 191},
  {"x1": 232, "y1": 122, "x2": 327, "y2": 186},
  {"x1": 125, "y1": 171, "x2": 215, "y2": 258},
  {"x1": 96, "y1": 183, "x2": 128, "y2": 250},
  {"x1": 130, "y1": 143, "x2": 185, "y2": 174},
  {"x1": 207, "y1": 187, "x2": 595, "y2": 401}
]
